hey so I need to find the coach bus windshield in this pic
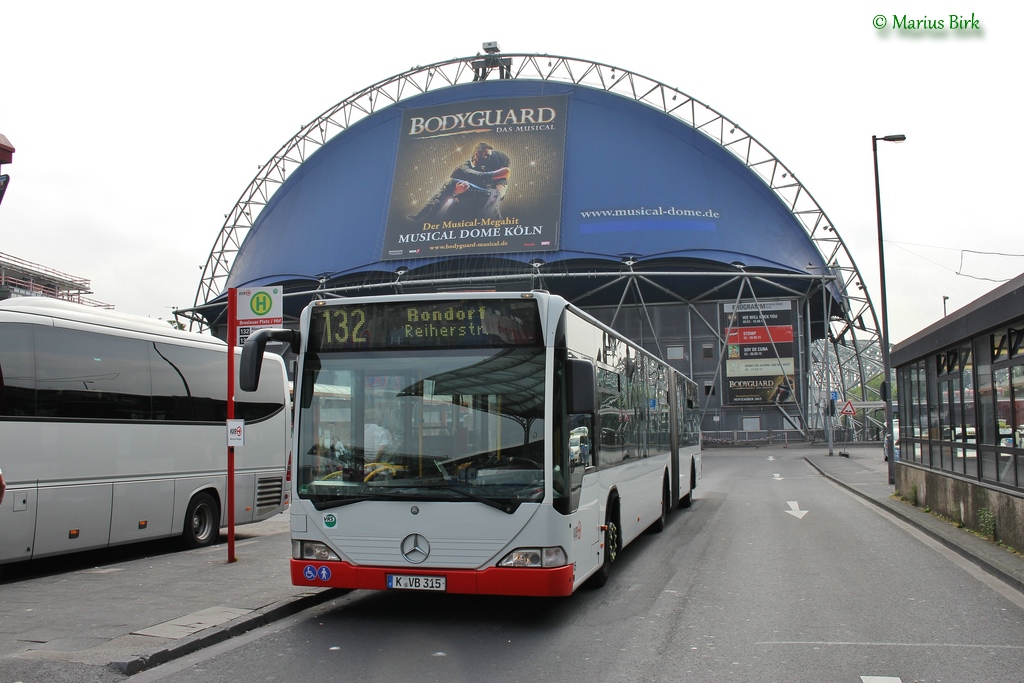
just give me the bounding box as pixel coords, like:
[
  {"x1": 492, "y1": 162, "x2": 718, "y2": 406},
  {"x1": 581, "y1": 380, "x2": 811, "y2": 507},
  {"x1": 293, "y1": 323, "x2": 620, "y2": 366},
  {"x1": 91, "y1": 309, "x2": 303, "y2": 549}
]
[{"x1": 295, "y1": 346, "x2": 547, "y2": 513}]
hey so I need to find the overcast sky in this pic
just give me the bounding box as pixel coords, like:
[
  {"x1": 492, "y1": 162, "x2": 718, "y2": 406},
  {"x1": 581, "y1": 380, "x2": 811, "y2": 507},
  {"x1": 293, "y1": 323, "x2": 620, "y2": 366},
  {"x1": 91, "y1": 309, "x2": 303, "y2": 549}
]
[{"x1": 2, "y1": 1, "x2": 1019, "y2": 343}]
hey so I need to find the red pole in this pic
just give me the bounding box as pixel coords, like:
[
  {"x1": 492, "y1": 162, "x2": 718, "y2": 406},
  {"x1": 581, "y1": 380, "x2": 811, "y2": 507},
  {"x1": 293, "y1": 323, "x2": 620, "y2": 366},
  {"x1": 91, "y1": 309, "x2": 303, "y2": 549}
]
[{"x1": 227, "y1": 288, "x2": 237, "y2": 563}]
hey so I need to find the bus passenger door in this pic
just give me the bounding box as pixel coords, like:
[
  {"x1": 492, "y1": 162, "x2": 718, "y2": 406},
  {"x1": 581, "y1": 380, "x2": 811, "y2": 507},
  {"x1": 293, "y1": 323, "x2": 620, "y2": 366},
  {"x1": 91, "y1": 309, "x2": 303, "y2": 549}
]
[
  {"x1": 668, "y1": 374, "x2": 681, "y2": 506},
  {"x1": 566, "y1": 358, "x2": 599, "y2": 584}
]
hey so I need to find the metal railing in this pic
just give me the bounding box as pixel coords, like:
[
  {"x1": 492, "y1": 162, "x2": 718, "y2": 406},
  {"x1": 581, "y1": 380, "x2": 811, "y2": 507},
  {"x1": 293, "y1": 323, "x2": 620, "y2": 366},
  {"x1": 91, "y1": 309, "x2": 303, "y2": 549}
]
[
  {"x1": 0, "y1": 274, "x2": 113, "y2": 308},
  {"x1": 702, "y1": 428, "x2": 882, "y2": 447}
]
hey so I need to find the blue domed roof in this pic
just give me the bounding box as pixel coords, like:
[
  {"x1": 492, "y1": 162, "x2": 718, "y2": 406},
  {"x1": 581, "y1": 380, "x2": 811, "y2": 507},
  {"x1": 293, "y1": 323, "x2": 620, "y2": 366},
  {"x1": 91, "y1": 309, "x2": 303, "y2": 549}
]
[{"x1": 225, "y1": 79, "x2": 829, "y2": 305}]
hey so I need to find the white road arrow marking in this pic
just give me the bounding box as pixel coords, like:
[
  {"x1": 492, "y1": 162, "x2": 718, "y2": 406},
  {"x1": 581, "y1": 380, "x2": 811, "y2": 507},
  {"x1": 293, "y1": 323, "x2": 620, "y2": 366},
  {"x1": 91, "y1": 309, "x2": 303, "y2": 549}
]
[
  {"x1": 773, "y1": 473, "x2": 784, "y2": 481},
  {"x1": 785, "y1": 501, "x2": 808, "y2": 519},
  {"x1": 767, "y1": 456, "x2": 775, "y2": 461}
]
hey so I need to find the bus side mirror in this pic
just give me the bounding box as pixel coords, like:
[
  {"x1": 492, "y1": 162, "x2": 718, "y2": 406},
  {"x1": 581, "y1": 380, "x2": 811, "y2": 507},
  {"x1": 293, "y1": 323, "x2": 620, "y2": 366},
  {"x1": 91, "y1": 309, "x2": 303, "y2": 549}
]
[
  {"x1": 567, "y1": 358, "x2": 596, "y2": 415},
  {"x1": 240, "y1": 329, "x2": 300, "y2": 392}
]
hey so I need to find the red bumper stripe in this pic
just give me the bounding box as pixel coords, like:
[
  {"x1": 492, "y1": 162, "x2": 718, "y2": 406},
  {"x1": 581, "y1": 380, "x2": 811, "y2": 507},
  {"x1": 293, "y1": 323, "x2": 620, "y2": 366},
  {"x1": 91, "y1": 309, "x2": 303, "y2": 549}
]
[{"x1": 291, "y1": 559, "x2": 575, "y2": 597}]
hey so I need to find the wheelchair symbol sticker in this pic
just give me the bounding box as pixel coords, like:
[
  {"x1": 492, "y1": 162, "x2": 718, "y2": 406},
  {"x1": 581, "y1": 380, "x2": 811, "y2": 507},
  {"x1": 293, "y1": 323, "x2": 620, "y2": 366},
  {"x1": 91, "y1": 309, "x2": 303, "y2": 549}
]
[{"x1": 303, "y1": 564, "x2": 332, "y2": 582}]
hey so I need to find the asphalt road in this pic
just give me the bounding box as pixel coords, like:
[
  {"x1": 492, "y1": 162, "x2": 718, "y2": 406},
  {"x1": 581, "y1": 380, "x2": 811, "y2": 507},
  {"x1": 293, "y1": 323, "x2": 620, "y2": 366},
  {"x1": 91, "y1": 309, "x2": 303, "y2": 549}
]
[{"x1": 118, "y1": 448, "x2": 1024, "y2": 683}]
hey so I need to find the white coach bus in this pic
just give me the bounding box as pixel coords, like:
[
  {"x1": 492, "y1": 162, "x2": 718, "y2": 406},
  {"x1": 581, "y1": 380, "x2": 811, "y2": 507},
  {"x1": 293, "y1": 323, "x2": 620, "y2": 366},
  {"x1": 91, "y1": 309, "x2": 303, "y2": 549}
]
[
  {"x1": 242, "y1": 291, "x2": 701, "y2": 596},
  {"x1": 0, "y1": 298, "x2": 290, "y2": 565}
]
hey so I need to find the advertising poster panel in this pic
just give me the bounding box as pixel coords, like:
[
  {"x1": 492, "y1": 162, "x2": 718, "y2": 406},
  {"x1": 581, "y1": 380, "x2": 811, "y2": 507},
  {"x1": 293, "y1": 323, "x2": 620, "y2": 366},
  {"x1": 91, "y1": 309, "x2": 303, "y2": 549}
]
[
  {"x1": 722, "y1": 300, "x2": 796, "y2": 405},
  {"x1": 382, "y1": 95, "x2": 567, "y2": 260}
]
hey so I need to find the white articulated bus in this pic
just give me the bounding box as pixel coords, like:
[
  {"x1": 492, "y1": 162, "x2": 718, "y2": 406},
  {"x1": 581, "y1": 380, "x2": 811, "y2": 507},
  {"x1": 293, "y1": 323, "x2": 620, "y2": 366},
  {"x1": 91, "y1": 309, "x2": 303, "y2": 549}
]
[
  {"x1": 242, "y1": 291, "x2": 700, "y2": 596},
  {"x1": 0, "y1": 298, "x2": 290, "y2": 565}
]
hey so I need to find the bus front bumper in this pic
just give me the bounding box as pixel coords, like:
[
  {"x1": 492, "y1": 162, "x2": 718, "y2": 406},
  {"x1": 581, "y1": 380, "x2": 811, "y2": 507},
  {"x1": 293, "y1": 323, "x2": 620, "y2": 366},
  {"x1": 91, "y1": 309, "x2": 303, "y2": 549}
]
[{"x1": 290, "y1": 558, "x2": 575, "y2": 597}]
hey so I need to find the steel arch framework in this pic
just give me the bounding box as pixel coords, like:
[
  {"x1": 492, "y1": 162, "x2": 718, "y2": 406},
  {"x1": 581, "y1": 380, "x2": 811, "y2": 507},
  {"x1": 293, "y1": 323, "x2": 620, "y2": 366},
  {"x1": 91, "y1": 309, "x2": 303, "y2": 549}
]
[{"x1": 191, "y1": 50, "x2": 887, "y2": 438}]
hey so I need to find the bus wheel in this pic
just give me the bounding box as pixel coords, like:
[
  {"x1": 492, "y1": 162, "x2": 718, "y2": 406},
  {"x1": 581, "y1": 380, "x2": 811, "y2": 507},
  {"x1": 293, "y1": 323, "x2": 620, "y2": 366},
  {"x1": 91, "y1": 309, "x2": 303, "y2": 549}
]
[
  {"x1": 589, "y1": 496, "x2": 619, "y2": 588},
  {"x1": 679, "y1": 460, "x2": 695, "y2": 509},
  {"x1": 183, "y1": 492, "x2": 220, "y2": 548},
  {"x1": 651, "y1": 477, "x2": 669, "y2": 533}
]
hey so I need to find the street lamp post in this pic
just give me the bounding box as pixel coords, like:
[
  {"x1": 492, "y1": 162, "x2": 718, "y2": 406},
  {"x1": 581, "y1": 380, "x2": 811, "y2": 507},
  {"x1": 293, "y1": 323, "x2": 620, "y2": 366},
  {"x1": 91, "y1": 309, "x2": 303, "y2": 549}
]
[
  {"x1": 943, "y1": 295, "x2": 949, "y2": 317},
  {"x1": 873, "y1": 133, "x2": 905, "y2": 486}
]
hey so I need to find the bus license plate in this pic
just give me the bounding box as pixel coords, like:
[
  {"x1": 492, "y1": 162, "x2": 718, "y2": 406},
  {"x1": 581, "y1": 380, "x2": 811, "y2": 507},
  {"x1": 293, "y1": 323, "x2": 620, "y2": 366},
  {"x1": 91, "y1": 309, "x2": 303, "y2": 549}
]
[{"x1": 387, "y1": 574, "x2": 446, "y2": 591}]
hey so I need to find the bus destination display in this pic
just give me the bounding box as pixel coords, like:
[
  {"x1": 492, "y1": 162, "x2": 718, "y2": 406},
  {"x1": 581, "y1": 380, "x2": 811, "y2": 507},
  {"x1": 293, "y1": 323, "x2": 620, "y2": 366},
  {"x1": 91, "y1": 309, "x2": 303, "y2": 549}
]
[{"x1": 311, "y1": 299, "x2": 541, "y2": 351}]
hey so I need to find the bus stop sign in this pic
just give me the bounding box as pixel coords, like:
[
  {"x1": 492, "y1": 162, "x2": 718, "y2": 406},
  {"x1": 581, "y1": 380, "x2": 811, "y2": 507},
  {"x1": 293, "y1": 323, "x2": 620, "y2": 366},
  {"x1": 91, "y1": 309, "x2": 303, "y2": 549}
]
[{"x1": 235, "y1": 287, "x2": 283, "y2": 345}]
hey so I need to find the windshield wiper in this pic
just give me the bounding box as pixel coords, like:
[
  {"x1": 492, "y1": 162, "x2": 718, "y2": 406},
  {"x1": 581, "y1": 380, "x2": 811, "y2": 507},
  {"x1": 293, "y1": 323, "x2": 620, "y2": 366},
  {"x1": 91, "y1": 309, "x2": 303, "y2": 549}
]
[
  {"x1": 310, "y1": 490, "x2": 400, "y2": 510},
  {"x1": 410, "y1": 484, "x2": 519, "y2": 514},
  {"x1": 310, "y1": 484, "x2": 521, "y2": 514}
]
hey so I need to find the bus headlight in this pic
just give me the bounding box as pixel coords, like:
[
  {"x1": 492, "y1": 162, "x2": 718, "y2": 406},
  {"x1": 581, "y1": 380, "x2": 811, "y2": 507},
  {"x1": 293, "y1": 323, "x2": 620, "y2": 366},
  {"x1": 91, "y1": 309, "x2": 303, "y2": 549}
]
[
  {"x1": 497, "y1": 547, "x2": 567, "y2": 568},
  {"x1": 293, "y1": 540, "x2": 341, "y2": 561}
]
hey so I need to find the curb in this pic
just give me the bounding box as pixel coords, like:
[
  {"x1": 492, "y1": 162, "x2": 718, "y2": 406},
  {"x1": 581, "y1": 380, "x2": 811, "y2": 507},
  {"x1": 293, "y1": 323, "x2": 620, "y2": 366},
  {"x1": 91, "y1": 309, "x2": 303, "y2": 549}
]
[
  {"x1": 109, "y1": 588, "x2": 345, "y2": 675},
  {"x1": 804, "y1": 456, "x2": 1024, "y2": 597}
]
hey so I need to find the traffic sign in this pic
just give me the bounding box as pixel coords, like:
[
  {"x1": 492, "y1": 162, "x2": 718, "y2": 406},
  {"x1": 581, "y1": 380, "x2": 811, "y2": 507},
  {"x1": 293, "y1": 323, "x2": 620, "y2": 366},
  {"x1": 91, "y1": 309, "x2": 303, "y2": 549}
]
[
  {"x1": 840, "y1": 400, "x2": 856, "y2": 416},
  {"x1": 235, "y1": 287, "x2": 283, "y2": 344},
  {"x1": 227, "y1": 419, "x2": 245, "y2": 446}
]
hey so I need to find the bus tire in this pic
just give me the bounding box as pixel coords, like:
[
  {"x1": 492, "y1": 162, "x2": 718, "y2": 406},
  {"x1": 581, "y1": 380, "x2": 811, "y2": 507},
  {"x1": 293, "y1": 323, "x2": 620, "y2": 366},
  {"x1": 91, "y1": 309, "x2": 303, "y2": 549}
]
[
  {"x1": 183, "y1": 492, "x2": 220, "y2": 548},
  {"x1": 679, "y1": 459, "x2": 695, "y2": 509},
  {"x1": 589, "y1": 495, "x2": 619, "y2": 588},
  {"x1": 650, "y1": 476, "x2": 669, "y2": 533}
]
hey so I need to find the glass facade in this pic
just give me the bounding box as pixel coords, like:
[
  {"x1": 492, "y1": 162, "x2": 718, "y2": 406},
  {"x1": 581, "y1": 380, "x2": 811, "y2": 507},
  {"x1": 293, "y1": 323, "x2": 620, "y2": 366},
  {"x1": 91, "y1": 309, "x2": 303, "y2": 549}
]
[
  {"x1": 896, "y1": 321, "x2": 1024, "y2": 492},
  {"x1": 588, "y1": 299, "x2": 805, "y2": 434}
]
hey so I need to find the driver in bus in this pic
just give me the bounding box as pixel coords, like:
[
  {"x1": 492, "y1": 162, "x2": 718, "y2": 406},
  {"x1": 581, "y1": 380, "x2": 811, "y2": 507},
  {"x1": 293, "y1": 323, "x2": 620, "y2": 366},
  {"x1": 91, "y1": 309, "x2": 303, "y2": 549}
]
[{"x1": 362, "y1": 409, "x2": 394, "y2": 459}]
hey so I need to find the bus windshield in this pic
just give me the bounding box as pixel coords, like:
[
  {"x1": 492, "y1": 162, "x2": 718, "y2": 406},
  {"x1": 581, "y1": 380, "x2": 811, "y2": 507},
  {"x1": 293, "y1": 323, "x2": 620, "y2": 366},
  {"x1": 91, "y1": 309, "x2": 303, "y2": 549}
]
[{"x1": 296, "y1": 346, "x2": 547, "y2": 513}]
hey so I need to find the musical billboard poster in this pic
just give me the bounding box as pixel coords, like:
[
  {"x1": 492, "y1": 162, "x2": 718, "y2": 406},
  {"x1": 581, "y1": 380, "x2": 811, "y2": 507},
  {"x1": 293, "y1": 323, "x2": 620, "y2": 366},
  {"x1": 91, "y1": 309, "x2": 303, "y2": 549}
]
[
  {"x1": 382, "y1": 95, "x2": 567, "y2": 260},
  {"x1": 722, "y1": 300, "x2": 797, "y2": 405}
]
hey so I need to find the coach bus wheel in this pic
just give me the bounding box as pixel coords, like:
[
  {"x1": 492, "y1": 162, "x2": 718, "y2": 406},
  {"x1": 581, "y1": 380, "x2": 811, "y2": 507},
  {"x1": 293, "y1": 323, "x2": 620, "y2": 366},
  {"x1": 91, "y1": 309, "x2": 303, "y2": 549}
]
[
  {"x1": 589, "y1": 496, "x2": 619, "y2": 588},
  {"x1": 183, "y1": 492, "x2": 220, "y2": 549},
  {"x1": 651, "y1": 476, "x2": 670, "y2": 533}
]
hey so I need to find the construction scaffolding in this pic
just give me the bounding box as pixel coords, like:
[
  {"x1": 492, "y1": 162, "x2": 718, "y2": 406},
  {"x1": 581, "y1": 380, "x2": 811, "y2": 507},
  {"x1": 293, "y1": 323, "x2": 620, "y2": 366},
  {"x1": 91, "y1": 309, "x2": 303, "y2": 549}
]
[{"x1": 0, "y1": 252, "x2": 113, "y2": 308}]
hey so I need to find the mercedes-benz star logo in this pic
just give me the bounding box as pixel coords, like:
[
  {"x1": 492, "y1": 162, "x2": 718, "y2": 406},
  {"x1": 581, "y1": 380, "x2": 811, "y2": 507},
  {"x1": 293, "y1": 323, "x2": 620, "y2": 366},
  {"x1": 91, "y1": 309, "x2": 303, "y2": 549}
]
[{"x1": 401, "y1": 533, "x2": 430, "y2": 564}]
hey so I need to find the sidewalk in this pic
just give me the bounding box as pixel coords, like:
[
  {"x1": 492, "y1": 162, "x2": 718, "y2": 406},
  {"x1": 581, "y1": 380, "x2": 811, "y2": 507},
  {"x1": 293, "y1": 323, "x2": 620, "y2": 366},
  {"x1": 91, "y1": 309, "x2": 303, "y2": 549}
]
[
  {"x1": 804, "y1": 444, "x2": 1024, "y2": 596},
  {"x1": 0, "y1": 514, "x2": 341, "y2": 680},
  {"x1": 2, "y1": 446, "x2": 1024, "y2": 680}
]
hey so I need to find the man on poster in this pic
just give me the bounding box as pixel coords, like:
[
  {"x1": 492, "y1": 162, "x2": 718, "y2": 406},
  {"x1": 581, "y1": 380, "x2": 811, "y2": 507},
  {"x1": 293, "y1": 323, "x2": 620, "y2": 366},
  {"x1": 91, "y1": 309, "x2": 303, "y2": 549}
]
[
  {"x1": 771, "y1": 376, "x2": 795, "y2": 403},
  {"x1": 410, "y1": 142, "x2": 510, "y2": 223}
]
